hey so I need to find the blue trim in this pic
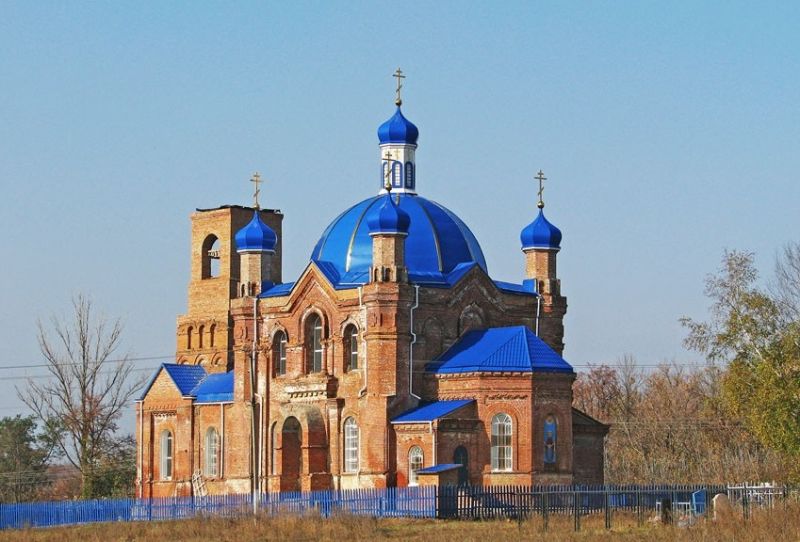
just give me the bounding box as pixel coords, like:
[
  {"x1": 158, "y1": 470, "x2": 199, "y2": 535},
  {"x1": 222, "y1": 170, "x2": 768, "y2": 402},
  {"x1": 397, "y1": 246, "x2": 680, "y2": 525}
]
[
  {"x1": 139, "y1": 364, "x2": 207, "y2": 401},
  {"x1": 416, "y1": 464, "x2": 462, "y2": 474},
  {"x1": 191, "y1": 372, "x2": 234, "y2": 404},
  {"x1": 427, "y1": 326, "x2": 574, "y2": 374},
  {"x1": 391, "y1": 399, "x2": 474, "y2": 423}
]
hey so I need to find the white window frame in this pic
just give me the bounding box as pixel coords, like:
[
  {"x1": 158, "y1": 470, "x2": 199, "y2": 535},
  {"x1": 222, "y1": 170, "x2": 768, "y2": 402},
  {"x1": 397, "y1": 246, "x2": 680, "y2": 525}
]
[
  {"x1": 491, "y1": 413, "x2": 513, "y2": 472},
  {"x1": 204, "y1": 427, "x2": 219, "y2": 477},
  {"x1": 160, "y1": 430, "x2": 173, "y2": 480},
  {"x1": 343, "y1": 417, "x2": 359, "y2": 473},
  {"x1": 311, "y1": 316, "x2": 323, "y2": 373},
  {"x1": 408, "y1": 446, "x2": 424, "y2": 486}
]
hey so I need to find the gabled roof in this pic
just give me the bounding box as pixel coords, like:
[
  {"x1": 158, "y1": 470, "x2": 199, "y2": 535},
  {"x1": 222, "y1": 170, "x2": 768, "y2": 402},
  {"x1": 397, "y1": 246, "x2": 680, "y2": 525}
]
[
  {"x1": 391, "y1": 399, "x2": 474, "y2": 423},
  {"x1": 138, "y1": 363, "x2": 207, "y2": 401},
  {"x1": 427, "y1": 326, "x2": 574, "y2": 375},
  {"x1": 190, "y1": 372, "x2": 234, "y2": 404}
]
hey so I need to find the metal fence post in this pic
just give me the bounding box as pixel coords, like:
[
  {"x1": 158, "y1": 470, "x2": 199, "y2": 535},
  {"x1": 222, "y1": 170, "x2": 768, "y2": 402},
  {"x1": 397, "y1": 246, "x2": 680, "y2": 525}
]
[
  {"x1": 542, "y1": 490, "x2": 548, "y2": 532},
  {"x1": 604, "y1": 491, "x2": 611, "y2": 530},
  {"x1": 573, "y1": 490, "x2": 580, "y2": 532}
]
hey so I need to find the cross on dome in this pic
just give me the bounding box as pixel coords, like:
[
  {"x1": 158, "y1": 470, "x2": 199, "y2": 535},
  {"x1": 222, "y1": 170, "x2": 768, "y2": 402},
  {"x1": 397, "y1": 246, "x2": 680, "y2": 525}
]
[
  {"x1": 250, "y1": 171, "x2": 263, "y2": 209},
  {"x1": 393, "y1": 68, "x2": 405, "y2": 106},
  {"x1": 535, "y1": 169, "x2": 547, "y2": 209}
]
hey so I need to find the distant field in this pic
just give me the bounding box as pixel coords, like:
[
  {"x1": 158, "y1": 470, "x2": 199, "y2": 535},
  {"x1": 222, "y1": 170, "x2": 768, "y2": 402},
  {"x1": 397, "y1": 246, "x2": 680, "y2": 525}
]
[{"x1": 1, "y1": 504, "x2": 798, "y2": 541}]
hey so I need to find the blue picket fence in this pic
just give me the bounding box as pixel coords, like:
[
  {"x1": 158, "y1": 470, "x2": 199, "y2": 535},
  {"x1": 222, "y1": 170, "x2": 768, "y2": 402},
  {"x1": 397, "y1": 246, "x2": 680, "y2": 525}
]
[
  {"x1": 2, "y1": 483, "x2": 793, "y2": 530},
  {"x1": 0, "y1": 486, "x2": 437, "y2": 530}
]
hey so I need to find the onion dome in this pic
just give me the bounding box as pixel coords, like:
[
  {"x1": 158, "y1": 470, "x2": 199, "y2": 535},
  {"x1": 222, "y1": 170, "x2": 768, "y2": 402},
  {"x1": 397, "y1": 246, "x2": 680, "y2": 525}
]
[
  {"x1": 367, "y1": 194, "x2": 411, "y2": 235},
  {"x1": 521, "y1": 209, "x2": 562, "y2": 250},
  {"x1": 377, "y1": 106, "x2": 419, "y2": 146},
  {"x1": 235, "y1": 210, "x2": 277, "y2": 253},
  {"x1": 311, "y1": 194, "x2": 487, "y2": 287}
]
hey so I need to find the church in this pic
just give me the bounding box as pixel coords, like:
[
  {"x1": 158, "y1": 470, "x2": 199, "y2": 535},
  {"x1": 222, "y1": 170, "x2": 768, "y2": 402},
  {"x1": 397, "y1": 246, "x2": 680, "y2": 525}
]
[{"x1": 135, "y1": 75, "x2": 607, "y2": 497}]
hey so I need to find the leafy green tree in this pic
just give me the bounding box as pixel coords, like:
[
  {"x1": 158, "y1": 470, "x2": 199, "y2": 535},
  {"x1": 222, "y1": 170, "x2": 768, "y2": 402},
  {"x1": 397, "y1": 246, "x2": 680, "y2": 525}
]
[
  {"x1": 0, "y1": 415, "x2": 49, "y2": 503},
  {"x1": 682, "y1": 248, "x2": 800, "y2": 478}
]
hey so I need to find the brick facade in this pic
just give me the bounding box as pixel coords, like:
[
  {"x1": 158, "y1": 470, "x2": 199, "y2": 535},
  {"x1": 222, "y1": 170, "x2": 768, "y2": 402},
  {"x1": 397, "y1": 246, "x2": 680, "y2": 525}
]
[{"x1": 136, "y1": 199, "x2": 607, "y2": 498}]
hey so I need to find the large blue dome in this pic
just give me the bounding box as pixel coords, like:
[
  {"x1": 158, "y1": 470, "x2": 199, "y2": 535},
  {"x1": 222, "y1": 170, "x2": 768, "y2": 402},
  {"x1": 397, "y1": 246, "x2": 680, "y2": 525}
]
[{"x1": 311, "y1": 194, "x2": 487, "y2": 288}]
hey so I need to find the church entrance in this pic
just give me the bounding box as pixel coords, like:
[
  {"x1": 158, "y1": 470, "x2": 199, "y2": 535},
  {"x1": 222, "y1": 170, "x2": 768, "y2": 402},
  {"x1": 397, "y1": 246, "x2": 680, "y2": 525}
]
[
  {"x1": 281, "y1": 417, "x2": 302, "y2": 491},
  {"x1": 453, "y1": 446, "x2": 469, "y2": 485}
]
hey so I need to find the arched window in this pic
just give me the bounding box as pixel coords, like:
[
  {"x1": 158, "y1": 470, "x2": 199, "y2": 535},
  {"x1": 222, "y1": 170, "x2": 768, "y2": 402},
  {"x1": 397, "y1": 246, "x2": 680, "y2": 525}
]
[
  {"x1": 381, "y1": 161, "x2": 390, "y2": 189},
  {"x1": 343, "y1": 417, "x2": 359, "y2": 473},
  {"x1": 408, "y1": 446, "x2": 423, "y2": 486},
  {"x1": 209, "y1": 324, "x2": 216, "y2": 348},
  {"x1": 344, "y1": 325, "x2": 358, "y2": 371},
  {"x1": 273, "y1": 331, "x2": 287, "y2": 376},
  {"x1": 306, "y1": 314, "x2": 324, "y2": 373},
  {"x1": 544, "y1": 416, "x2": 557, "y2": 465},
  {"x1": 491, "y1": 413, "x2": 513, "y2": 472},
  {"x1": 198, "y1": 325, "x2": 205, "y2": 349},
  {"x1": 391, "y1": 161, "x2": 402, "y2": 188},
  {"x1": 187, "y1": 326, "x2": 193, "y2": 350},
  {"x1": 405, "y1": 161, "x2": 414, "y2": 189},
  {"x1": 204, "y1": 427, "x2": 219, "y2": 477},
  {"x1": 160, "y1": 430, "x2": 173, "y2": 480},
  {"x1": 201, "y1": 235, "x2": 221, "y2": 279}
]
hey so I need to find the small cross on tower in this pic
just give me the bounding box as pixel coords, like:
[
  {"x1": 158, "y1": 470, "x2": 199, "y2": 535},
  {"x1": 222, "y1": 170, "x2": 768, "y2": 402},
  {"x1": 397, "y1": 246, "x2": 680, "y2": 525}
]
[
  {"x1": 383, "y1": 151, "x2": 394, "y2": 191},
  {"x1": 535, "y1": 169, "x2": 547, "y2": 209},
  {"x1": 250, "y1": 171, "x2": 263, "y2": 210},
  {"x1": 393, "y1": 68, "x2": 405, "y2": 106}
]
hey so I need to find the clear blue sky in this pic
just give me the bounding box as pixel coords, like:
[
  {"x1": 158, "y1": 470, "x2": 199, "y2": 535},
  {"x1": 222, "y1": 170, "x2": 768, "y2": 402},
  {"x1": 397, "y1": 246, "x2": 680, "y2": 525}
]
[{"x1": 1, "y1": 2, "x2": 798, "y2": 426}]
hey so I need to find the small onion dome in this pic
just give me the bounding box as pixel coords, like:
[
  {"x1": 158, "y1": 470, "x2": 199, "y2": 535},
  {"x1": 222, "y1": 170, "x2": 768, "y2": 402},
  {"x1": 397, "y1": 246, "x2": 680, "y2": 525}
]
[
  {"x1": 377, "y1": 106, "x2": 419, "y2": 145},
  {"x1": 367, "y1": 194, "x2": 411, "y2": 236},
  {"x1": 520, "y1": 209, "x2": 562, "y2": 250},
  {"x1": 235, "y1": 211, "x2": 277, "y2": 252}
]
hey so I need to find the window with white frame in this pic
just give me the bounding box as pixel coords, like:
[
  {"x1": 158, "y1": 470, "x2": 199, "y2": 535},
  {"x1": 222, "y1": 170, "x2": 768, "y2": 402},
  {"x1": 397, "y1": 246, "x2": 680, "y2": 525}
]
[
  {"x1": 491, "y1": 413, "x2": 513, "y2": 472},
  {"x1": 344, "y1": 325, "x2": 358, "y2": 371},
  {"x1": 307, "y1": 315, "x2": 324, "y2": 373},
  {"x1": 408, "y1": 446, "x2": 424, "y2": 485},
  {"x1": 343, "y1": 417, "x2": 359, "y2": 473},
  {"x1": 204, "y1": 427, "x2": 219, "y2": 477},
  {"x1": 160, "y1": 430, "x2": 173, "y2": 480},
  {"x1": 274, "y1": 331, "x2": 287, "y2": 376}
]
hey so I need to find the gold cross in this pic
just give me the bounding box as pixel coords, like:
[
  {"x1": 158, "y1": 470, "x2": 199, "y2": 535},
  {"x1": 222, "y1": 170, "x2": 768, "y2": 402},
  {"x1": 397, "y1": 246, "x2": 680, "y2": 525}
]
[
  {"x1": 383, "y1": 151, "x2": 394, "y2": 191},
  {"x1": 535, "y1": 170, "x2": 547, "y2": 209},
  {"x1": 393, "y1": 68, "x2": 405, "y2": 106},
  {"x1": 250, "y1": 171, "x2": 263, "y2": 209}
]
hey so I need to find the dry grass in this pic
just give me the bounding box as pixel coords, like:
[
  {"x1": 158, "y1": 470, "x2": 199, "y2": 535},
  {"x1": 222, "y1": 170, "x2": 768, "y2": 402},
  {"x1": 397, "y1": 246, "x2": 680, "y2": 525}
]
[{"x1": 2, "y1": 504, "x2": 800, "y2": 541}]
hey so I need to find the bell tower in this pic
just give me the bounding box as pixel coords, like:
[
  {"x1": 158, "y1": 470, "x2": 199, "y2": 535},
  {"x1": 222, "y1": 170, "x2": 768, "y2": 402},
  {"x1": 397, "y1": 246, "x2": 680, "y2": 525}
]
[{"x1": 175, "y1": 174, "x2": 283, "y2": 370}]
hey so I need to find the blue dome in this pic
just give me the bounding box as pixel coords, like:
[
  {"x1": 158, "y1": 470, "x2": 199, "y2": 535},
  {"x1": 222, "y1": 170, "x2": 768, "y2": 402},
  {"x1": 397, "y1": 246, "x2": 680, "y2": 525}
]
[
  {"x1": 311, "y1": 194, "x2": 487, "y2": 286},
  {"x1": 235, "y1": 211, "x2": 277, "y2": 252},
  {"x1": 377, "y1": 106, "x2": 419, "y2": 145},
  {"x1": 367, "y1": 194, "x2": 411, "y2": 235},
  {"x1": 520, "y1": 209, "x2": 562, "y2": 250}
]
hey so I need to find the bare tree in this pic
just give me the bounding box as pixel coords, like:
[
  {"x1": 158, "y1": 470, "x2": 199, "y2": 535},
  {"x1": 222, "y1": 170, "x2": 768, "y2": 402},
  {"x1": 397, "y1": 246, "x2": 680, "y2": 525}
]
[{"x1": 17, "y1": 295, "x2": 145, "y2": 498}]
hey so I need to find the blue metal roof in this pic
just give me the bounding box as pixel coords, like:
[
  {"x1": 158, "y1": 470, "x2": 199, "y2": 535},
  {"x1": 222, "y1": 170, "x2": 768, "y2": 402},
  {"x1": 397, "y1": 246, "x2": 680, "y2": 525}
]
[
  {"x1": 377, "y1": 106, "x2": 419, "y2": 145},
  {"x1": 139, "y1": 363, "x2": 207, "y2": 400},
  {"x1": 427, "y1": 326, "x2": 574, "y2": 374},
  {"x1": 417, "y1": 464, "x2": 462, "y2": 474},
  {"x1": 521, "y1": 209, "x2": 562, "y2": 250},
  {"x1": 391, "y1": 399, "x2": 474, "y2": 423},
  {"x1": 235, "y1": 210, "x2": 277, "y2": 252},
  {"x1": 261, "y1": 281, "x2": 296, "y2": 298},
  {"x1": 191, "y1": 372, "x2": 234, "y2": 403},
  {"x1": 310, "y1": 194, "x2": 487, "y2": 289}
]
